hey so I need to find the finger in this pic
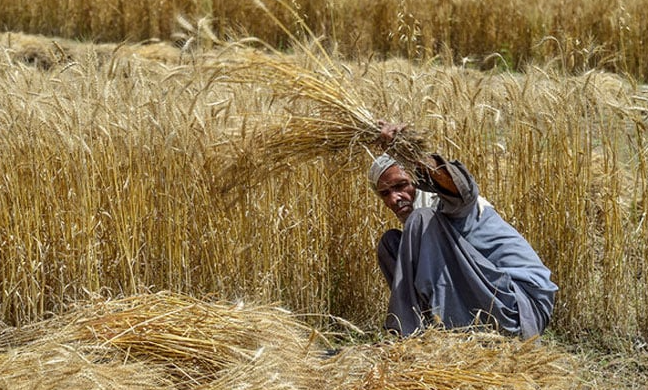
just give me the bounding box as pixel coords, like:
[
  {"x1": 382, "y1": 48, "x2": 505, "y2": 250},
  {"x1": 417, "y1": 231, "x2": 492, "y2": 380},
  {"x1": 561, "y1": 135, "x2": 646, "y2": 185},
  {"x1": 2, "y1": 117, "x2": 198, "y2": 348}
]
[{"x1": 380, "y1": 128, "x2": 395, "y2": 142}]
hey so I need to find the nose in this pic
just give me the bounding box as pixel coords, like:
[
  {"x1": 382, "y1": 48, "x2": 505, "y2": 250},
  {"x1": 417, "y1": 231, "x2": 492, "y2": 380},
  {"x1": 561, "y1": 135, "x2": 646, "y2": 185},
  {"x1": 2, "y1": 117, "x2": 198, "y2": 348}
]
[{"x1": 387, "y1": 191, "x2": 402, "y2": 208}]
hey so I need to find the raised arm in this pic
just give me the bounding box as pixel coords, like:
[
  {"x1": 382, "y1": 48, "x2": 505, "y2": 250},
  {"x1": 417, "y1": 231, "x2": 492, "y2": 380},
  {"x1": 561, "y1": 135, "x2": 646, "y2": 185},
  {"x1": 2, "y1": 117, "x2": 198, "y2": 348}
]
[{"x1": 377, "y1": 120, "x2": 459, "y2": 196}]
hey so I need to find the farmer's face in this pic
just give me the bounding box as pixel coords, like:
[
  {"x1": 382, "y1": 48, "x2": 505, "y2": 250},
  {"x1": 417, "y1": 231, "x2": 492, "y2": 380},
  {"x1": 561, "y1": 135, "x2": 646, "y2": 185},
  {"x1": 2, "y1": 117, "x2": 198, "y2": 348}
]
[{"x1": 376, "y1": 165, "x2": 416, "y2": 223}]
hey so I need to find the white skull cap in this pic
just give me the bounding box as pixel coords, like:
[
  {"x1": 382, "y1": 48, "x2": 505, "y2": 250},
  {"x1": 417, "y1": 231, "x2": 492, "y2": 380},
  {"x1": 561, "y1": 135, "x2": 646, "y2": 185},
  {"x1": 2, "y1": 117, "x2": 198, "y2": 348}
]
[{"x1": 368, "y1": 153, "x2": 399, "y2": 191}]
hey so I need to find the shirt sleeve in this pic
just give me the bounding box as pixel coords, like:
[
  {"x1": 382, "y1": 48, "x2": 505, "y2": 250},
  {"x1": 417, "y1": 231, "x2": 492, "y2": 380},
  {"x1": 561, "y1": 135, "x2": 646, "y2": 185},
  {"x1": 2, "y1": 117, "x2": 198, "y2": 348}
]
[{"x1": 415, "y1": 154, "x2": 479, "y2": 218}]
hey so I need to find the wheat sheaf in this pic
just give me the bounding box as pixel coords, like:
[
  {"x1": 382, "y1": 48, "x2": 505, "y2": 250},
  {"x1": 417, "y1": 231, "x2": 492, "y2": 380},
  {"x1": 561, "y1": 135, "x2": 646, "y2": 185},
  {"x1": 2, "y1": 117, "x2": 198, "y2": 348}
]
[{"x1": 200, "y1": 1, "x2": 430, "y2": 193}]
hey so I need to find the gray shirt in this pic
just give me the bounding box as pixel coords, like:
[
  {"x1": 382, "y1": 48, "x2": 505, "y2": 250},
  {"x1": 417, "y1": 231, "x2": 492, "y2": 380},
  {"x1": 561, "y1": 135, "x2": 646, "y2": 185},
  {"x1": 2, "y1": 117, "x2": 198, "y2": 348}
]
[{"x1": 379, "y1": 155, "x2": 558, "y2": 338}]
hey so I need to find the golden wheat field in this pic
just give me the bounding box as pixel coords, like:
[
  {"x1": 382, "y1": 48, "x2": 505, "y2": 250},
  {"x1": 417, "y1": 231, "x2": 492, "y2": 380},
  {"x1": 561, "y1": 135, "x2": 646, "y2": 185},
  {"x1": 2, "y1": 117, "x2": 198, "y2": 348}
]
[{"x1": 0, "y1": 0, "x2": 648, "y2": 388}]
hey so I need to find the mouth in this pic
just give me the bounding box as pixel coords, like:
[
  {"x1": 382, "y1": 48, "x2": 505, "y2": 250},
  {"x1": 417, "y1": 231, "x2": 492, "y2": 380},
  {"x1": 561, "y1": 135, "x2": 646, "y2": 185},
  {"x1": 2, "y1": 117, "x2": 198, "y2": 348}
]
[
  {"x1": 394, "y1": 200, "x2": 413, "y2": 222},
  {"x1": 396, "y1": 200, "x2": 412, "y2": 213}
]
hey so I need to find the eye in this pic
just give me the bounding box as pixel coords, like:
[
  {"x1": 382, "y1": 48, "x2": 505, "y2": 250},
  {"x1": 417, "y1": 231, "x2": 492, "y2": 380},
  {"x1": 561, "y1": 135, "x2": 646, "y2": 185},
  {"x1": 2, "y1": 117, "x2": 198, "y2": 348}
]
[
  {"x1": 378, "y1": 189, "x2": 390, "y2": 197},
  {"x1": 393, "y1": 181, "x2": 412, "y2": 191}
]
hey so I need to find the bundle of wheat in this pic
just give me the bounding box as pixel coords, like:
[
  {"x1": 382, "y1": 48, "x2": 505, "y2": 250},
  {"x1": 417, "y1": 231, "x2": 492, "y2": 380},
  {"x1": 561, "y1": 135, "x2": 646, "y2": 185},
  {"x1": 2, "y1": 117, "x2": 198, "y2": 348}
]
[
  {"x1": 0, "y1": 31, "x2": 182, "y2": 73},
  {"x1": 199, "y1": 1, "x2": 432, "y2": 192},
  {"x1": 81, "y1": 293, "x2": 326, "y2": 388},
  {"x1": 204, "y1": 45, "x2": 431, "y2": 195},
  {"x1": 0, "y1": 32, "x2": 62, "y2": 69},
  {"x1": 0, "y1": 293, "x2": 589, "y2": 390},
  {"x1": 325, "y1": 328, "x2": 580, "y2": 390},
  {"x1": 0, "y1": 342, "x2": 172, "y2": 390},
  {"x1": 0, "y1": 292, "x2": 327, "y2": 390}
]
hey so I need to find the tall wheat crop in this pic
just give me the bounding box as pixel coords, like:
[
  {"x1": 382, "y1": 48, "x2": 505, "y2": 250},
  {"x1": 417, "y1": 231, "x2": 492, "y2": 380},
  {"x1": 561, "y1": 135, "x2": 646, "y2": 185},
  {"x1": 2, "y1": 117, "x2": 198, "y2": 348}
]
[
  {"x1": 0, "y1": 33, "x2": 647, "y2": 346},
  {"x1": 1, "y1": 0, "x2": 648, "y2": 80}
]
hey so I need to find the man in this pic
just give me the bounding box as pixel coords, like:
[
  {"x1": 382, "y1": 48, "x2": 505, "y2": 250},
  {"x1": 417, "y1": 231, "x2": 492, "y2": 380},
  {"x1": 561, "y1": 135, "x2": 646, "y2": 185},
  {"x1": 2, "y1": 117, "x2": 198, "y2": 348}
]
[{"x1": 370, "y1": 121, "x2": 558, "y2": 339}]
